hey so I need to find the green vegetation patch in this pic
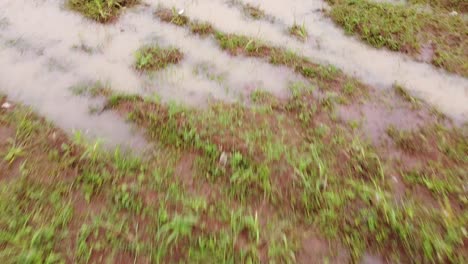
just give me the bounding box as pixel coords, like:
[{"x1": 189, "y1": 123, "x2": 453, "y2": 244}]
[
  {"x1": 68, "y1": 0, "x2": 139, "y2": 23},
  {"x1": 100, "y1": 79, "x2": 468, "y2": 262},
  {"x1": 214, "y1": 32, "x2": 273, "y2": 57},
  {"x1": 155, "y1": 7, "x2": 214, "y2": 37},
  {"x1": 2, "y1": 73, "x2": 468, "y2": 263},
  {"x1": 135, "y1": 45, "x2": 183, "y2": 71},
  {"x1": 154, "y1": 7, "x2": 189, "y2": 26},
  {"x1": 289, "y1": 23, "x2": 309, "y2": 42},
  {"x1": 327, "y1": 0, "x2": 468, "y2": 76},
  {"x1": 213, "y1": 31, "x2": 369, "y2": 99},
  {"x1": 408, "y1": 0, "x2": 468, "y2": 13},
  {"x1": 242, "y1": 4, "x2": 266, "y2": 20},
  {"x1": 189, "y1": 21, "x2": 215, "y2": 36}
]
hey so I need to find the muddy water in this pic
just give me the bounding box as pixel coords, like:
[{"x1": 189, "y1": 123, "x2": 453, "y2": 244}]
[
  {"x1": 0, "y1": 0, "x2": 301, "y2": 148},
  {"x1": 0, "y1": 0, "x2": 467, "y2": 149},
  {"x1": 160, "y1": 0, "x2": 467, "y2": 121}
]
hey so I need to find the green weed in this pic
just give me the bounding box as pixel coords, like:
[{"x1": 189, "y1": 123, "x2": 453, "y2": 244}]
[
  {"x1": 189, "y1": 21, "x2": 214, "y2": 36},
  {"x1": 135, "y1": 45, "x2": 183, "y2": 71},
  {"x1": 68, "y1": 0, "x2": 139, "y2": 23},
  {"x1": 242, "y1": 4, "x2": 265, "y2": 20},
  {"x1": 3, "y1": 141, "x2": 24, "y2": 164},
  {"x1": 155, "y1": 7, "x2": 189, "y2": 26},
  {"x1": 327, "y1": 0, "x2": 468, "y2": 76},
  {"x1": 113, "y1": 183, "x2": 143, "y2": 213},
  {"x1": 289, "y1": 23, "x2": 308, "y2": 41},
  {"x1": 157, "y1": 214, "x2": 198, "y2": 246}
]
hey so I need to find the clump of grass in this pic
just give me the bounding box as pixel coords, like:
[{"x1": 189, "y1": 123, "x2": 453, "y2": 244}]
[
  {"x1": 189, "y1": 21, "x2": 214, "y2": 36},
  {"x1": 155, "y1": 6, "x2": 215, "y2": 37},
  {"x1": 393, "y1": 83, "x2": 421, "y2": 108},
  {"x1": 242, "y1": 4, "x2": 265, "y2": 20},
  {"x1": 113, "y1": 183, "x2": 143, "y2": 214},
  {"x1": 105, "y1": 93, "x2": 140, "y2": 108},
  {"x1": 250, "y1": 90, "x2": 275, "y2": 105},
  {"x1": 214, "y1": 32, "x2": 271, "y2": 57},
  {"x1": 213, "y1": 31, "x2": 367, "y2": 95},
  {"x1": 386, "y1": 126, "x2": 429, "y2": 154},
  {"x1": 408, "y1": 0, "x2": 468, "y2": 12},
  {"x1": 69, "y1": 81, "x2": 111, "y2": 97},
  {"x1": 155, "y1": 7, "x2": 189, "y2": 26},
  {"x1": 289, "y1": 23, "x2": 308, "y2": 41},
  {"x1": 3, "y1": 142, "x2": 24, "y2": 165},
  {"x1": 403, "y1": 169, "x2": 463, "y2": 196},
  {"x1": 68, "y1": 0, "x2": 139, "y2": 23},
  {"x1": 135, "y1": 45, "x2": 183, "y2": 71},
  {"x1": 328, "y1": 0, "x2": 421, "y2": 51},
  {"x1": 326, "y1": 0, "x2": 468, "y2": 76}
]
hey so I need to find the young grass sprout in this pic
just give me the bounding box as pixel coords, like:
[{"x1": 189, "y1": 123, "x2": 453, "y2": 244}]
[{"x1": 289, "y1": 23, "x2": 308, "y2": 41}]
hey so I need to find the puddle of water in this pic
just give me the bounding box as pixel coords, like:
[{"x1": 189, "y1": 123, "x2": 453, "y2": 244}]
[
  {"x1": 0, "y1": 0, "x2": 302, "y2": 148},
  {"x1": 160, "y1": 0, "x2": 467, "y2": 121},
  {"x1": 297, "y1": 236, "x2": 350, "y2": 263},
  {"x1": 338, "y1": 92, "x2": 431, "y2": 144},
  {"x1": 418, "y1": 42, "x2": 435, "y2": 63},
  {"x1": 1, "y1": 0, "x2": 467, "y2": 150},
  {"x1": 0, "y1": 46, "x2": 147, "y2": 150},
  {"x1": 253, "y1": 0, "x2": 468, "y2": 121}
]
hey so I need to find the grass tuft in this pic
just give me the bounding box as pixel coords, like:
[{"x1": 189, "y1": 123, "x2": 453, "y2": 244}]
[
  {"x1": 68, "y1": 0, "x2": 139, "y2": 23},
  {"x1": 190, "y1": 21, "x2": 214, "y2": 36},
  {"x1": 155, "y1": 7, "x2": 189, "y2": 26},
  {"x1": 135, "y1": 45, "x2": 183, "y2": 71},
  {"x1": 327, "y1": 0, "x2": 468, "y2": 76},
  {"x1": 242, "y1": 4, "x2": 266, "y2": 20},
  {"x1": 289, "y1": 23, "x2": 308, "y2": 41}
]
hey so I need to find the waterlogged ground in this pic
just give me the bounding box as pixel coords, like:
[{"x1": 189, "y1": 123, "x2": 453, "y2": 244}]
[{"x1": 0, "y1": 0, "x2": 467, "y2": 263}]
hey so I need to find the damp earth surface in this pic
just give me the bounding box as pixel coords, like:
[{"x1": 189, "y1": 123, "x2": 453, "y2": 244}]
[{"x1": 0, "y1": 0, "x2": 467, "y2": 263}]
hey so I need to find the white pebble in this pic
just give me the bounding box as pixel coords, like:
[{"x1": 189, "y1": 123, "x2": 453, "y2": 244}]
[
  {"x1": 219, "y1": 152, "x2": 228, "y2": 166},
  {"x1": 1, "y1": 102, "x2": 12, "y2": 109}
]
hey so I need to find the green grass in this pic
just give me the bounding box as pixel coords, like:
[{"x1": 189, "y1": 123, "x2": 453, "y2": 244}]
[
  {"x1": 135, "y1": 45, "x2": 183, "y2": 71},
  {"x1": 189, "y1": 21, "x2": 214, "y2": 36},
  {"x1": 289, "y1": 23, "x2": 308, "y2": 41},
  {"x1": 242, "y1": 4, "x2": 265, "y2": 20},
  {"x1": 408, "y1": 0, "x2": 468, "y2": 12},
  {"x1": 3, "y1": 142, "x2": 24, "y2": 164},
  {"x1": 214, "y1": 32, "x2": 272, "y2": 57},
  {"x1": 154, "y1": 7, "x2": 189, "y2": 26},
  {"x1": 326, "y1": 0, "x2": 468, "y2": 76},
  {"x1": 393, "y1": 83, "x2": 421, "y2": 108},
  {"x1": 68, "y1": 0, "x2": 139, "y2": 23},
  {"x1": 2, "y1": 81, "x2": 468, "y2": 262},
  {"x1": 69, "y1": 81, "x2": 110, "y2": 97},
  {"x1": 99, "y1": 78, "x2": 467, "y2": 262}
]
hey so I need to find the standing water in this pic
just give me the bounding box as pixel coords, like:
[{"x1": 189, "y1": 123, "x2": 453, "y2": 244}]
[{"x1": 0, "y1": 0, "x2": 467, "y2": 149}]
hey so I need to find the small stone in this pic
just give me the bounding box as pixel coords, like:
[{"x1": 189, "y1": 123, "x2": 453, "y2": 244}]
[
  {"x1": 219, "y1": 152, "x2": 228, "y2": 166},
  {"x1": 375, "y1": 193, "x2": 381, "y2": 203},
  {"x1": 1, "y1": 102, "x2": 12, "y2": 109},
  {"x1": 178, "y1": 9, "x2": 185, "y2": 15},
  {"x1": 442, "y1": 210, "x2": 449, "y2": 217},
  {"x1": 449, "y1": 11, "x2": 458, "y2": 16}
]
